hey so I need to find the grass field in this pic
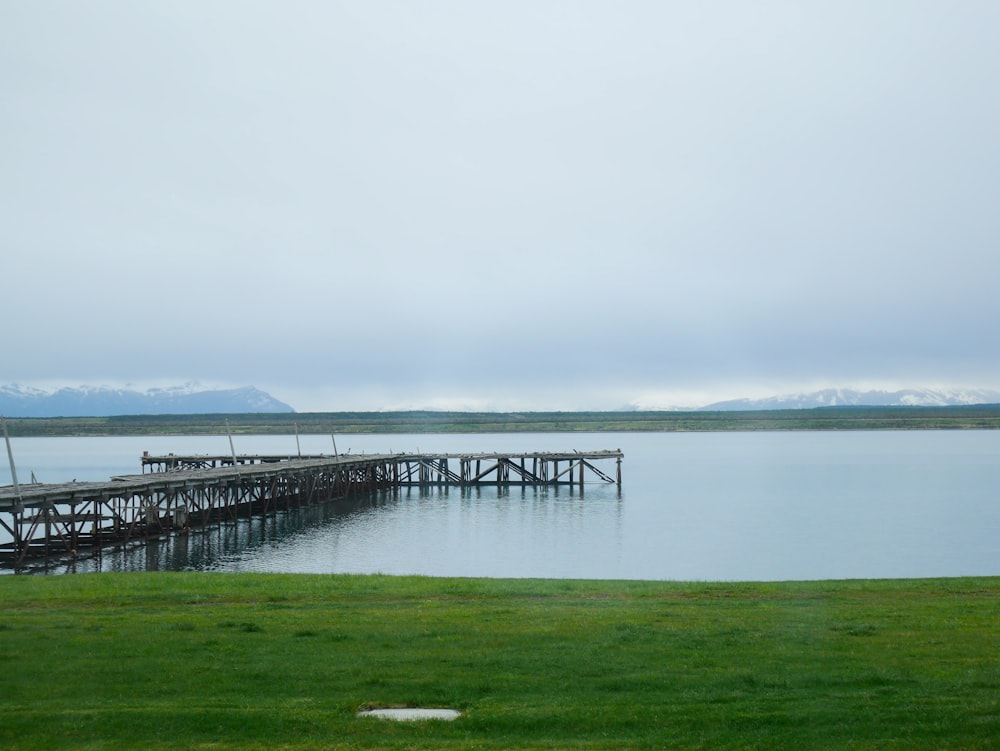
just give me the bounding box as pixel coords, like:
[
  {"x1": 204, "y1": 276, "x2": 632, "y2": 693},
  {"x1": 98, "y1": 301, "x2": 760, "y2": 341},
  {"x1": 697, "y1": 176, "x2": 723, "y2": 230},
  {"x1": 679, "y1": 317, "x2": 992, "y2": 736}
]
[{"x1": 1, "y1": 573, "x2": 998, "y2": 749}]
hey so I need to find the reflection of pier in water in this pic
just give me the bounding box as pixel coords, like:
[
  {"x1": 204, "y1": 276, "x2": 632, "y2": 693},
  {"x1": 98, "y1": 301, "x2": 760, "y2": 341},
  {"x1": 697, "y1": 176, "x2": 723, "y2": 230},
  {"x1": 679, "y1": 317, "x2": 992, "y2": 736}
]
[{"x1": 1, "y1": 450, "x2": 622, "y2": 568}]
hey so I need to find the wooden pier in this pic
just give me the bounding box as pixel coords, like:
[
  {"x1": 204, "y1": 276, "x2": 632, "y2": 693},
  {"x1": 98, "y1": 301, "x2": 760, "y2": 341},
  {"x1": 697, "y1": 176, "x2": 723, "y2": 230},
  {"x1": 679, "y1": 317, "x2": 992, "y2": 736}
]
[{"x1": 1, "y1": 450, "x2": 622, "y2": 567}]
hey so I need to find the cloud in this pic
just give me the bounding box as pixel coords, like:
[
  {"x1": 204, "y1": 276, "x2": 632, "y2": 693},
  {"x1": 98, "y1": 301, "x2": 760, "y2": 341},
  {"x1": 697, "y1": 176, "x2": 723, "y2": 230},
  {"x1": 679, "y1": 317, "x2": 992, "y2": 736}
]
[{"x1": 2, "y1": 1, "x2": 999, "y2": 411}]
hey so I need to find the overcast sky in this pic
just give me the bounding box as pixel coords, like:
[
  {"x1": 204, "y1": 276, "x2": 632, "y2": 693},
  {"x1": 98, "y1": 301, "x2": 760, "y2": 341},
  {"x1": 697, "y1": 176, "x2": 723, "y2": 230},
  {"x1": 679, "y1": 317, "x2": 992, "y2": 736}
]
[{"x1": 2, "y1": 1, "x2": 999, "y2": 411}]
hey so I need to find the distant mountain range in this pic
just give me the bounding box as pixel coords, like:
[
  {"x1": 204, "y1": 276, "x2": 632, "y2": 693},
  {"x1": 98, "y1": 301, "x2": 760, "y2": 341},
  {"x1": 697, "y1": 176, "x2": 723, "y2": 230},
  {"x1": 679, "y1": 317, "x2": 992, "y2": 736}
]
[
  {"x1": 5, "y1": 383, "x2": 999, "y2": 417},
  {"x1": 700, "y1": 388, "x2": 1000, "y2": 411},
  {"x1": 0, "y1": 384, "x2": 294, "y2": 417}
]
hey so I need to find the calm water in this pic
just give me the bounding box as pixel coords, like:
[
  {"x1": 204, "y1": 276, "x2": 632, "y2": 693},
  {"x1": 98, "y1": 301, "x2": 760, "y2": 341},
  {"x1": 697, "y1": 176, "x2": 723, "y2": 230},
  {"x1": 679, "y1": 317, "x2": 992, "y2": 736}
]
[{"x1": 4, "y1": 431, "x2": 999, "y2": 580}]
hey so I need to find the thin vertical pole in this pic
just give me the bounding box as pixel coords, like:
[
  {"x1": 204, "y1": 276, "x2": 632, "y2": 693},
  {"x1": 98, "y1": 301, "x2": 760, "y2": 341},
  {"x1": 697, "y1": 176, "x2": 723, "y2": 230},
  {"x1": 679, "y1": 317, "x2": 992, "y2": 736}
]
[
  {"x1": 225, "y1": 420, "x2": 238, "y2": 463},
  {"x1": 331, "y1": 434, "x2": 339, "y2": 458},
  {"x1": 2, "y1": 415, "x2": 22, "y2": 505},
  {"x1": 225, "y1": 419, "x2": 241, "y2": 480},
  {"x1": 294, "y1": 422, "x2": 301, "y2": 458}
]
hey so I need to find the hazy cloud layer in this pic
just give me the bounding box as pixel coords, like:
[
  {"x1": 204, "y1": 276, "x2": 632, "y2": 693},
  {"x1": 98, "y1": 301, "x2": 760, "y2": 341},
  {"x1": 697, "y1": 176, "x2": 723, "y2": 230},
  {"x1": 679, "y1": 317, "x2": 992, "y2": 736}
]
[{"x1": 3, "y1": 1, "x2": 999, "y2": 410}]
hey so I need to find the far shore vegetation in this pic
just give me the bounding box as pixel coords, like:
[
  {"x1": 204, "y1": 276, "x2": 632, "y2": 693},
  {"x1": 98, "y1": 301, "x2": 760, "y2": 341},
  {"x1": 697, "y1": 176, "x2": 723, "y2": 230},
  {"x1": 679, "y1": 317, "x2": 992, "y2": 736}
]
[
  {"x1": 5, "y1": 404, "x2": 1000, "y2": 436},
  {"x1": 1, "y1": 573, "x2": 997, "y2": 750}
]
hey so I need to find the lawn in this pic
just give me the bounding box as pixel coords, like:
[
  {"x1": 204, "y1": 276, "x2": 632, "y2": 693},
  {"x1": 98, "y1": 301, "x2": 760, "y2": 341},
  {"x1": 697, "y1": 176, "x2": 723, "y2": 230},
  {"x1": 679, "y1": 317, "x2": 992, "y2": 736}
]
[{"x1": 1, "y1": 573, "x2": 998, "y2": 749}]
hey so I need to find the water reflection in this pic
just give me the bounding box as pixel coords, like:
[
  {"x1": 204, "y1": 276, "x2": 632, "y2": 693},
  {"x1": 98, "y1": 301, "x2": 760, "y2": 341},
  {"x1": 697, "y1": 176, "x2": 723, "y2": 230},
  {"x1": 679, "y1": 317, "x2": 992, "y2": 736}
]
[{"x1": 42, "y1": 483, "x2": 624, "y2": 578}]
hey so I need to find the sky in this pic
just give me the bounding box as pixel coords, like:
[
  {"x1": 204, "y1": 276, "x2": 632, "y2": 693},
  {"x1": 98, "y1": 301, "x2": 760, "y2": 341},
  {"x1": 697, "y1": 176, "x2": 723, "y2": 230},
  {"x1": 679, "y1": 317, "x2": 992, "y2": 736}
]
[{"x1": 2, "y1": 1, "x2": 999, "y2": 411}]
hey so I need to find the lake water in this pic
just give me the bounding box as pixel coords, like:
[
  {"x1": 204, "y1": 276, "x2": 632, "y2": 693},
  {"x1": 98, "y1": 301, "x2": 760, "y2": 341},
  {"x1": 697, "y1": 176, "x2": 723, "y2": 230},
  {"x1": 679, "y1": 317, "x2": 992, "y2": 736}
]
[{"x1": 3, "y1": 431, "x2": 999, "y2": 580}]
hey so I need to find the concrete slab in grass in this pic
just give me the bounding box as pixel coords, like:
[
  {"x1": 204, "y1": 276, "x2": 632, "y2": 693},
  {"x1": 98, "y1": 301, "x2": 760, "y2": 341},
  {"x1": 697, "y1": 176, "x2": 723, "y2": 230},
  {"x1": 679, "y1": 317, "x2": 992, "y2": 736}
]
[{"x1": 357, "y1": 707, "x2": 462, "y2": 721}]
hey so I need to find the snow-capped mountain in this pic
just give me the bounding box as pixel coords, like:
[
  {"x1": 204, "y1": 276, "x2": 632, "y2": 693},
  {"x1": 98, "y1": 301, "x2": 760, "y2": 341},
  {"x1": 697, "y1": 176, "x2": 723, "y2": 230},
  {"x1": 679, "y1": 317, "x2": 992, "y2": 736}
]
[
  {"x1": 700, "y1": 388, "x2": 1000, "y2": 411},
  {"x1": 0, "y1": 383, "x2": 294, "y2": 417}
]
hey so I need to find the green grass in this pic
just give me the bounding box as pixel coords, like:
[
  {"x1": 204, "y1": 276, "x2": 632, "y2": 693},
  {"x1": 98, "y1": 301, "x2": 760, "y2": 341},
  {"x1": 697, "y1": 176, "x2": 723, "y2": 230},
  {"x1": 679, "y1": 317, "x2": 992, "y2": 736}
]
[{"x1": 1, "y1": 574, "x2": 998, "y2": 749}]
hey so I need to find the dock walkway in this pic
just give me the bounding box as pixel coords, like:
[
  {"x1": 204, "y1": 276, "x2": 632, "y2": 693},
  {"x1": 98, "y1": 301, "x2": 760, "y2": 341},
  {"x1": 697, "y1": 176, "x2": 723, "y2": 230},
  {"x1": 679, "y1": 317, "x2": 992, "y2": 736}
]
[{"x1": 1, "y1": 450, "x2": 622, "y2": 567}]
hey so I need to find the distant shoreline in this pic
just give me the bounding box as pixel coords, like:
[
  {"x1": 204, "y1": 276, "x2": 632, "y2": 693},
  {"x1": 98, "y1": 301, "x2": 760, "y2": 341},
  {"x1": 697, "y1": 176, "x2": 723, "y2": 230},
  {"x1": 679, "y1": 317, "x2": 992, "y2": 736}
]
[{"x1": 5, "y1": 405, "x2": 1000, "y2": 436}]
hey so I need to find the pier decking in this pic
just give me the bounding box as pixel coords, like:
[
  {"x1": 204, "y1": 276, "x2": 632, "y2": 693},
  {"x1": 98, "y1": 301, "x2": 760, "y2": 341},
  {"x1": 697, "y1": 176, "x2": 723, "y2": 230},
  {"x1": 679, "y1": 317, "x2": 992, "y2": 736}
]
[{"x1": 1, "y1": 450, "x2": 622, "y2": 567}]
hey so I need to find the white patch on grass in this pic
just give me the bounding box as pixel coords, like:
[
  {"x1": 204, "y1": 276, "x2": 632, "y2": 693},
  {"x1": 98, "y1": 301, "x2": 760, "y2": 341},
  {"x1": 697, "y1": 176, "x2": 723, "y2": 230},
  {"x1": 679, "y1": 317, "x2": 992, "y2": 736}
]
[{"x1": 357, "y1": 707, "x2": 461, "y2": 721}]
